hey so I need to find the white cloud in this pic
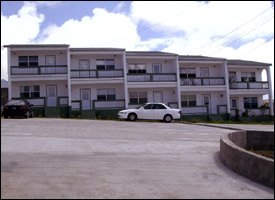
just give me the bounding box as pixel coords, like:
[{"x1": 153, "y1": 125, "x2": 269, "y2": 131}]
[
  {"x1": 1, "y1": 2, "x2": 44, "y2": 80},
  {"x1": 37, "y1": 8, "x2": 141, "y2": 49}
]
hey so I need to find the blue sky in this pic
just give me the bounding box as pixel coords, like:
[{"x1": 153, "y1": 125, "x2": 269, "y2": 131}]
[{"x1": 1, "y1": 1, "x2": 274, "y2": 97}]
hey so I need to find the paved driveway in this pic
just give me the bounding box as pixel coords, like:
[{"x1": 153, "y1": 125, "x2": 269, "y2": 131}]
[{"x1": 1, "y1": 118, "x2": 274, "y2": 199}]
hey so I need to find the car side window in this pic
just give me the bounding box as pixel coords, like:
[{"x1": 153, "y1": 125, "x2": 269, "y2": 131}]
[
  {"x1": 143, "y1": 104, "x2": 152, "y2": 110},
  {"x1": 154, "y1": 104, "x2": 166, "y2": 109}
]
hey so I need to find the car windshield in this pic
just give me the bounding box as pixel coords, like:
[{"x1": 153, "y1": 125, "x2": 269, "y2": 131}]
[{"x1": 6, "y1": 100, "x2": 25, "y2": 106}]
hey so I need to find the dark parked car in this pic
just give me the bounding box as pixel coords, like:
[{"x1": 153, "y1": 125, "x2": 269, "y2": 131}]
[{"x1": 3, "y1": 99, "x2": 34, "y2": 118}]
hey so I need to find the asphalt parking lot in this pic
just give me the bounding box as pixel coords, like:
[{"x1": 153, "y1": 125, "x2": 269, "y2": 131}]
[{"x1": 1, "y1": 118, "x2": 274, "y2": 199}]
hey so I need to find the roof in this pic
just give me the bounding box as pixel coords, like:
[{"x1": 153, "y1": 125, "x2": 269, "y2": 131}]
[
  {"x1": 70, "y1": 47, "x2": 125, "y2": 52},
  {"x1": 179, "y1": 55, "x2": 226, "y2": 61},
  {"x1": 227, "y1": 59, "x2": 271, "y2": 66},
  {"x1": 4, "y1": 44, "x2": 69, "y2": 48},
  {"x1": 126, "y1": 51, "x2": 178, "y2": 57}
]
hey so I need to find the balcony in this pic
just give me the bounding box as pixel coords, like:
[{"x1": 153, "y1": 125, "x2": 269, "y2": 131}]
[
  {"x1": 180, "y1": 77, "x2": 225, "y2": 86},
  {"x1": 93, "y1": 99, "x2": 125, "y2": 110},
  {"x1": 229, "y1": 81, "x2": 269, "y2": 89},
  {"x1": 11, "y1": 65, "x2": 67, "y2": 75},
  {"x1": 71, "y1": 69, "x2": 123, "y2": 79},
  {"x1": 181, "y1": 106, "x2": 208, "y2": 115},
  {"x1": 127, "y1": 73, "x2": 177, "y2": 82}
]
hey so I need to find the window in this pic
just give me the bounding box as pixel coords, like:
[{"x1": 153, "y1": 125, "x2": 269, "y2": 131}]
[
  {"x1": 79, "y1": 59, "x2": 90, "y2": 70},
  {"x1": 153, "y1": 104, "x2": 166, "y2": 109},
  {"x1": 244, "y1": 97, "x2": 258, "y2": 109},
  {"x1": 20, "y1": 85, "x2": 40, "y2": 98},
  {"x1": 241, "y1": 72, "x2": 256, "y2": 82},
  {"x1": 19, "y1": 56, "x2": 38, "y2": 66},
  {"x1": 97, "y1": 88, "x2": 115, "y2": 101},
  {"x1": 129, "y1": 92, "x2": 147, "y2": 104},
  {"x1": 96, "y1": 59, "x2": 115, "y2": 70},
  {"x1": 181, "y1": 95, "x2": 196, "y2": 107},
  {"x1": 128, "y1": 64, "x2": 146, "y2": 74},
  {"x1": 45, "y1": 55, "x2": 56, "y2": 66},
  {"x1": 144, "y1": 104, "x2": 153, "y2": 109},
  {"x1": 180, "y1": 68, "x2": 196, "y2": 78}
]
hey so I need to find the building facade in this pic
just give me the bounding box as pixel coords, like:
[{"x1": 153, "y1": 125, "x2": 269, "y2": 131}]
[{"x1": 4, "y1": 44, "x2": 274, "y2": 118}]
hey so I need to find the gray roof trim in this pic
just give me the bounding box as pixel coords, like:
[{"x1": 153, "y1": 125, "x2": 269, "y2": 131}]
[
  {"x1": 179, "y1": 55, "x2": 226, "y2": 61},
  {"x1": 4, "y1": 44, "x2": 69, "y2": 48},
  {"x1": 70, "y1": 48, "x2": 125, "y2": 52},
  {"x1": 227, "y1": 59, "x2": 271, "y2": 66},
  {"x1": 126, "y1": 51, "x2": 178, "y2": 56}
]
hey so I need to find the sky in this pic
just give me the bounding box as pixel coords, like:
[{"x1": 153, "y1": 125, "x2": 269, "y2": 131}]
[{"x1": 1, "y1": 1, "x2": 274, "y2": 98}]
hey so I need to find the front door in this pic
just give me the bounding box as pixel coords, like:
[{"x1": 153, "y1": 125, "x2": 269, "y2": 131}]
[
  {"x1": 46, "y1": 85, "x2": 57, "y2": 107},
  {"x1": 202, "y1": 94, "x2": 211, "y2": 114},
  {"x1": 200, "y1": 67, "x2": 209, "y2": 85},
  {"x1": 81, "y1": 89, "x2": 91, "y2": 110},
  {"x1": 153, "y1": 91, "x2": 163, "y2": 103}
]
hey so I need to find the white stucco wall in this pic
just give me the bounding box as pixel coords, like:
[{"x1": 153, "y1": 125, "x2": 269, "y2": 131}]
[
  {"x1": 70, "y1": 54, "x2": 123, "y2": 70},
  {"x1": 126, "y1": 58, "x2": 177, "y2": 73},
  {"x1": 11, "y1": 80, "x2": 68, "y2": 98},
  {"x1": 71, "y1": 83, "x2": 124, "y2": 101},
  {"x1": 10, "y1": 50, "x2": 67, "y2": 66}
]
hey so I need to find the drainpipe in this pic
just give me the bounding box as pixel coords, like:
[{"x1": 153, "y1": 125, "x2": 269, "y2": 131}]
[{"x1": 67, "y1": 47, "x2": 71, "y2": 114}]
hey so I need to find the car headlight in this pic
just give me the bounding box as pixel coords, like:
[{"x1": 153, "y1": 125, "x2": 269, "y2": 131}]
[{"x1": 119, "y1": 111, "x2": 126, "y2": 114}]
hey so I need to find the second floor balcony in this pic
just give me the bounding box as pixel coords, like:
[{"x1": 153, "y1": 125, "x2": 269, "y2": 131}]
[
  {"x1": 11, "y1": 65, "x2": 68, "y2": 75},
  {"x1": 180, "y1": 77, "x2": 225, "y2": 86},
  {"x1": 127, "y1": 73, "x2": 177, "y2": 82},
  {"x1": 229, "y1": 81, "x2": 269, "y2": 89},
  {"x1": 71, "y1": 69, "x2": 124, "y2": 79}
]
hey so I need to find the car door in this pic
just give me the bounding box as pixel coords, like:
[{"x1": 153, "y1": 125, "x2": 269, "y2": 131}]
[
  {"x1": 153, "y1": 104, "x2": 167, "y2": 120},
  {"x1": 138, "y1": 104, "x2": 154, "y2": 119}
]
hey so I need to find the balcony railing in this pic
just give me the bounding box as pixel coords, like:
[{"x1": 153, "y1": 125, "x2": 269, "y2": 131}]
[
  {"x1": 93, "y1": 99, "x2": 125, "y2": 110},
  {"x1": 181, "y1": 106, "x2": 208, "y2": 115},
  {"x1": 180, "y1": 77, "x2": 225, "y2": 86},
  {"x1": 127, "y1": 73, "x2": 177, "y2": 82},
  {"x1": 217, "y1": 105, "x2": 227, "y2": 114},
  {"x1": 11, "y1": 65, "x2": 67, "y2": 75},
  {"x1": 58, "y1": 97, "x2": 69, "y2": 107},
  {"x1": 71, "y1": 69, "x2": 123, "y2": 78},
  {"x1": 229, "y1": 81, "x2": 269, "y2": 89},
  {"x1": 12, "y1": 97, "x2": 46, "y2": 107},
  {"x1": 230, "y1": 108, "x2": 270, "y2": 117}
]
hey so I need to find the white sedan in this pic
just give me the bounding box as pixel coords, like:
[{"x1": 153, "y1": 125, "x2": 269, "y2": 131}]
[{"x1": 118, "y1": 103, "x2": 181, "y2": 123}]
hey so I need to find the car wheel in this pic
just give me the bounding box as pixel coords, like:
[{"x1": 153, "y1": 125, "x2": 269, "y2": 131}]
[
  {"x1": 128, "y1": 113, "x2": 137, "y2": 121},
  {"x1": 25, "y1": 111, "x2": 30, "y2": 118},
  {"x1": 163, "y1": 114, "x2": 173, "y2": 123}
]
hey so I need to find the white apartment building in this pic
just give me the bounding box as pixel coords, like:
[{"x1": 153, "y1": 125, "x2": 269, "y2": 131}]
[{"x1": 4, "y1": 44, "x2": 274, "y2": 118}]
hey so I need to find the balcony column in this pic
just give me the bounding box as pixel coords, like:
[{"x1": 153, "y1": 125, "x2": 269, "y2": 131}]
[
  {"x1": 266, "y1": 66, "x2": 274, "y2": 116},
  {"x1": 122, "y1": 51, "x2": 129, "y2": 109},
  {"x1": 67, "y1": 47, "x2": 71, "y2": 107},
  {"x1": 176, "y1": 56, "x2": 181, "y2": 110},
  {"x1": 7, "y1": 47, "x2": 12, "y2": 100},
  {"x1": 224, "y1": 61, "x2": 230, "y2": 114}
]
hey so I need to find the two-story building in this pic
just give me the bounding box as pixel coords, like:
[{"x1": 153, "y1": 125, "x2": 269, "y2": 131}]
[{"x1": 4, "y1": 44, "x2": 274, "y2": 119}]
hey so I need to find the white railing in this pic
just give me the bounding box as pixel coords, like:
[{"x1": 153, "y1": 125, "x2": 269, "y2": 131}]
[
  {"x1": 127, "y1": 74, "x2": 151, "y2": 82},
  {"x1": 229, "y1": 81, "x2": 269, "y2": 89},
  {"x1": 248, "y1": 108, "x2": 270, "y2": 116},
  {"x1": 180, "y1": 77, "x2": 225, "y2": 86},
  {"x1": 181, "y1": 106, "x2": 208, "y2": 115},
  {"x1": 249, "y1": 82, "x2": 269, "y2": 89},
  {"x1": 59, "y1": 97, "x2": 68, "y2": 106},
  {"x1": 11, "y1": 67, "x2": 38, "y2": 74},
  {"x1": 40, "y1": 66, "x2": 67, "y2": 74},
  {"x1": 217, "y1": 105, "x2": 227, "y2": 114},
  {"x1": 94, "y1": 100, "x2": 125, "y2": 109},
  {"x1": 27, "y1": 98, "x2": 45, "y2": 106},
  {"x1": 98, "y1": 70, "x2": 123, "y2": 78},
  {"x1": 152, "y1": 74, "x2": 177, "y2": 81},
  {"x1": 71, "y1": 101, "x2": 81, "y2": 111}
]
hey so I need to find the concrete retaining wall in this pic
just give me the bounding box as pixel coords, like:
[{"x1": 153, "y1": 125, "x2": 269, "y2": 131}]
[{"x1": 220, "y1": 130, "x2": 274, "y2": 188}]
